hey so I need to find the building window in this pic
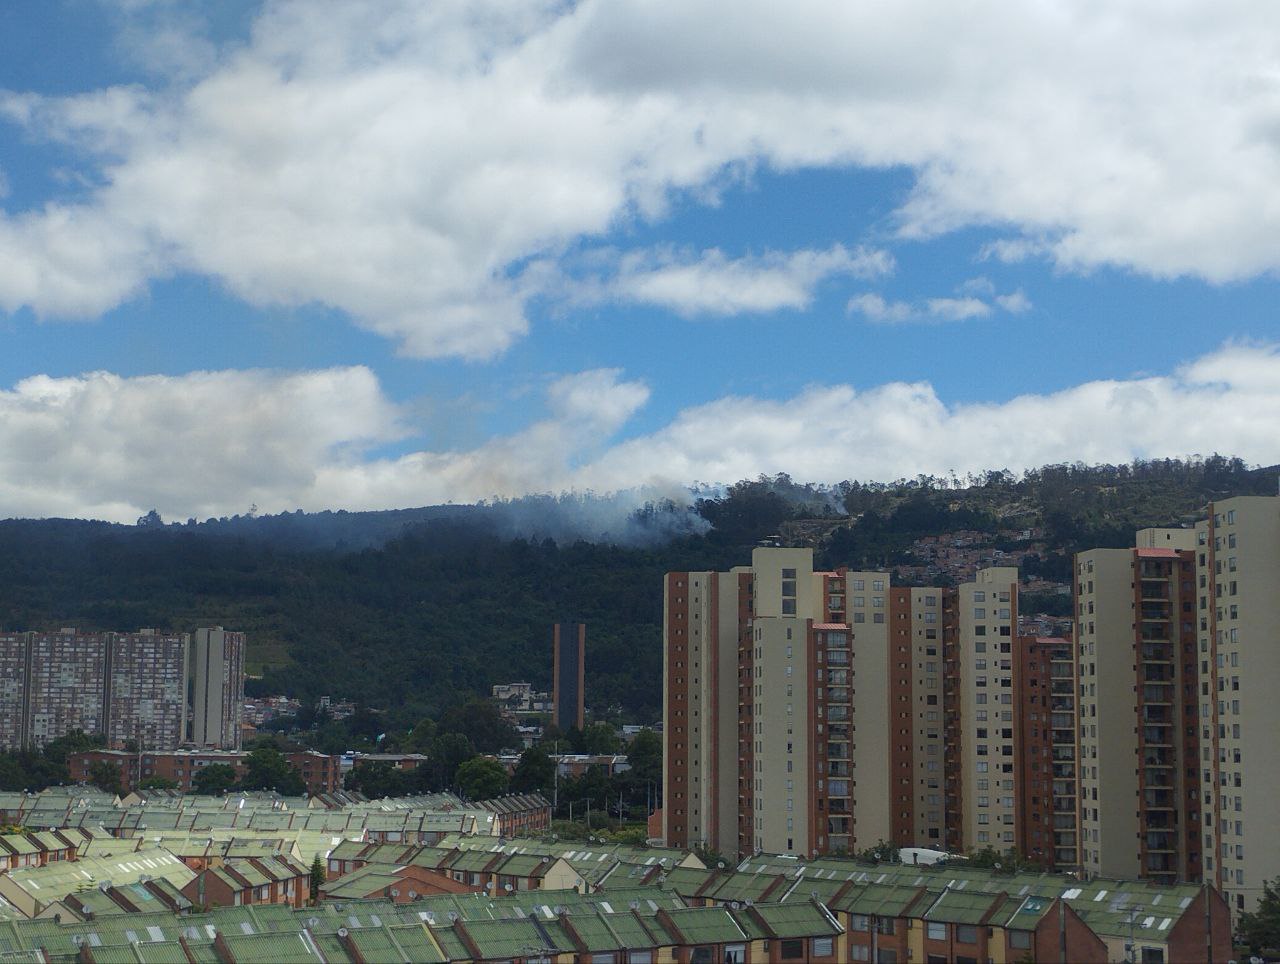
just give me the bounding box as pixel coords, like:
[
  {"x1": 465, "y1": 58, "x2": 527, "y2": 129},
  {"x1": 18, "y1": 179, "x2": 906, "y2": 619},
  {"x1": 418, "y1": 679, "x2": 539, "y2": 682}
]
[{"x1": 926, "y1": 922, "x2": 946, "y2": 941}]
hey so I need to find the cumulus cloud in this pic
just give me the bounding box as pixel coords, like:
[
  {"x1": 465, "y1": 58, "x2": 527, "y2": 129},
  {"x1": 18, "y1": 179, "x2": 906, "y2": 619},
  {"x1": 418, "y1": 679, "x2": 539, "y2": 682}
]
[
  {"x1": 564, "y1": 244, "x2": 893, "y2": 316},
  {"x1": 1, "y1": 1, "x2": 1278, "y2": 355},
  {"x1": 847, "y1": 286, "x2": 1029, "y2": 324},
  {"x1": 3, "y1": 344, "x2": 1279, "y2": 523}
]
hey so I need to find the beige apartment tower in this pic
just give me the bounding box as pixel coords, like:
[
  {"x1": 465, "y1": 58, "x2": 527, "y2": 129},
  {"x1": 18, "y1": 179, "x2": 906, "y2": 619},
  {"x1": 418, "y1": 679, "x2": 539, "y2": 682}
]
[
  {"x1": 945, "y1": 567, "x2": 1020, "y2": 853},
  {"x1": 663, "y1": 547, "x2": 902, "y2": 857},
  {"x1": 1074, "y1": 531, "x2": 1201, "y2": 885},
  {"x1": 664, "y1": 547, "x2": 1042, "y2": 861},
  {"x1": 1196, "y1": 496, "x2": 1280, "y2": 915}
]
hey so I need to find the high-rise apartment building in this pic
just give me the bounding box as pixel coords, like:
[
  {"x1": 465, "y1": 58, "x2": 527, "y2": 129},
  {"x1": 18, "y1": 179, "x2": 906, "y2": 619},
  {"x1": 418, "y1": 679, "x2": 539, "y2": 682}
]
[
  {"x1": 107, "y1": 629, "x2": 191, "y2": 751},
  {"x1": 551, "y1": 622, "x2": 586, "y2": 732},
  {"x1": 1014, "y1": 635, "x2": 1079, "y2": 871},
  {"x1": 946, "y1": 567, "x2": 1020, "y2": 854},
  {"x1": 0, "y1": 628, "x2": 244, "y2": 752},
  {"x1": 190, "y1": 627, "x2": 246, "y2": 750},
  {"x1": 1195, "y1": 496, "x2": 1280, "y2": 915},
  {"x1": 1074, "y1": 532, "x2": 1201, "y2": 885},
  {"x1": 663, "y1": 547, "x2": 1045, "y2": 861},
  {"x1": 1071, "y1": 500, "x2": 1280, "y2": 918}
]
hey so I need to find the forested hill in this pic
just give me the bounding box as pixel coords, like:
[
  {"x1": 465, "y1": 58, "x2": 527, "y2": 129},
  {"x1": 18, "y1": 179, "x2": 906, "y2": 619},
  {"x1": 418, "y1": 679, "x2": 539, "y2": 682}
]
[{"x1": 0, "y1": 456, "x2": 1272, "y2": 726}]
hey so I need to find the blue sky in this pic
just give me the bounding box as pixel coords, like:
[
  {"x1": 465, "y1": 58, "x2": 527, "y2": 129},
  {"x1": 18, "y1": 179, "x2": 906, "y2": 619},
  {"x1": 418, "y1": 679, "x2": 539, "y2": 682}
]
[{"x1": 1, "y1": 1, "x2": 1278, "y2": 521}]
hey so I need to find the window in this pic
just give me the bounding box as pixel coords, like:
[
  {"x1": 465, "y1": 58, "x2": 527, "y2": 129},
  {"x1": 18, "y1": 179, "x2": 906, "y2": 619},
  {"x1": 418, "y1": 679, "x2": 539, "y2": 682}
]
[
  {"x1": 779, "y1": 939, "x2": 804, "y2": 960},
  {"x1": 811, "y1": 937, "x2": 834, "y2": 956},
  {"x1": 926, "y1": 921, "x2": 946, "y2": 940},
  {"x1": 1009, "y1": 931, "x2": 1032, "y2": 950},
  {"x1": 955, "y1": 925, "x2": 977, "y2": 944}
]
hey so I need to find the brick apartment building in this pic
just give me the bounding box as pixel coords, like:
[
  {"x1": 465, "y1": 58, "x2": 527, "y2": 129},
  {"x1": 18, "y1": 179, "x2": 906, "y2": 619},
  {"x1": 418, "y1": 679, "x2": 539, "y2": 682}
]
[{"x1": 69, "y1": 748, "x2": 341, "y2": 796}]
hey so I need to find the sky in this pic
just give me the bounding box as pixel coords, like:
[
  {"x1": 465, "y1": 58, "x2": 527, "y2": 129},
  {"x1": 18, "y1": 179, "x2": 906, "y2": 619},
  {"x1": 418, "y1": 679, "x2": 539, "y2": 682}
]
[{"x1": 1, "y1": 0, "x2": 1279, "y2": 523}]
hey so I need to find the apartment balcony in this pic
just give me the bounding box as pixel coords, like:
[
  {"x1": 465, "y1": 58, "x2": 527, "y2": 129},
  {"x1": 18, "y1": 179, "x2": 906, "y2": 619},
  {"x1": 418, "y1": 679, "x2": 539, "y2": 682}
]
[
  {"x1": 1142, "y1": 667, "x2": 1175, "y2": 683},
  {"x1": 1051, "y1": 748, "x2": 1076, "y2": 762},
  {"x1": 1052, "y1": 764, "x2": 1076, "y2": 779},
  {"x1": 828, "y1": 816, "x2": 851, "y2": 835},
  {"x1": 1140, "y1": 628, "x2": 1171, "y2": 643},
  {"x1": 1142, "y1": 726, "x2": 1173, "y2": 745},
  {"x1": 1141, "y1": 706, "x2": 1173, "y2": 724},
  {"x1": 828, "y1": 761, "x2": 850, "y2": 777},
  {"x1": 827, "y1": 706, "x2": 849, "y2": 722},
  {"x1": 1143, "y1": 769, "x2": 1174, "y2": 788},
  {"x1": 826, "y1": 687, "x2": 850, "y2": 702},
  {"x1": 1145, "y1": 854, "x2": 1179, "y2": 874},
  {"x1": 1141, "y1": 684, "x2": 1173, "y2": 704},
  {"x1": 827, "y1": 744, "x2": 849, "y2": 760},
  {"x1": 828, "y1": 799, "x2": 850, "y2": 814},
  {"x1": 1050, "y1": 665, "x2": 1074, "y2": 679},
  {"x1": 1052, "y1": 792, "x2": 1077, "y2": 809},
  {"x1": 1053, "y1": 814, "x2": 1077, "y2": 830},
  {"x1": 1142, "y1": 789, "x2": 1174, "y2": 810},
  {"x1": 1141, "y1": 751, "x2": 1174, "y2": 767},
  {"x1": 1141, "y1": 645, "x2": 1174, "y2": 662},
  {"x1": 1139, "y1": 585, "x2": 1171, "y2": 601},
  {"x1": 827, "y1": 723, "x2": 851, "y2": 739},
  {"x1": 1050, "y1": 698, "x2": 1075, "y2": 712},
  {"x1": 826, "y1": 651, "x2": 849, "y2": 665}
]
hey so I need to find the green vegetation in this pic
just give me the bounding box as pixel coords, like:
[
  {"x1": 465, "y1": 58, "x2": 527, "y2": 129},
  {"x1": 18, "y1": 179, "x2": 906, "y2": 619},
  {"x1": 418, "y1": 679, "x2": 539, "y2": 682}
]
[
  {"x1": 0, "y1": 457, "x2": 1269, "y2": 729},
  {"x1": 191, "y1": 763, "x2": 238, "y2": 795},
  {"x1": 1238, "y1": 877, "x2": 1280, "y2": 957},
  {"x1": 0, "y1": 730, "x2": 105, "y2": 793},
  {"x1": 455, "y1": 757, "x2": 509, "y2": 801}
]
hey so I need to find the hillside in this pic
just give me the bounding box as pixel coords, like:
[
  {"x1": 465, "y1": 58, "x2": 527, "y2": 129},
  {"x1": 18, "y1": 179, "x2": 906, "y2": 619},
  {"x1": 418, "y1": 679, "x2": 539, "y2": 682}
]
[{"x1": 0, "y1": 456, "x2": 1272, "y2": 726}]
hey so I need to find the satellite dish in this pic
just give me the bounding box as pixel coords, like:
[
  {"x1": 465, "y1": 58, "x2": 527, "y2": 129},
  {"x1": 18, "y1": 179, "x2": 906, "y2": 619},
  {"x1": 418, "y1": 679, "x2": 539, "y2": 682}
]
[
  {"x1": 390, "y1": 888, "x2": 400, "y2": 897},
  {"x1": 730, "y1": 901, "x2": 741, "y2": 910},
  {"x1": 308, "y1": 917, "x2": 319, "y2": 927},
  {"x1": 629, "y1": 900, "x2": 640, "y2": 911},
  {"x1": 553, "y1": 905, "x2": 566, "y2": 915},
  {"x1": 337, "y1": 928, "x2": 349, "y2": 938},
  {"x1": 744, "y1": 899, "x2": 753, "y2": 907},
  {"x1": 408, "y1": 890, "x2": 417, "y2": 899},
  {"x1": 71, "y1": 937, "x2": 84, "y2": 947},
  {"x1": 447, "y1": 911, "x2": 460, "y2": 922}
]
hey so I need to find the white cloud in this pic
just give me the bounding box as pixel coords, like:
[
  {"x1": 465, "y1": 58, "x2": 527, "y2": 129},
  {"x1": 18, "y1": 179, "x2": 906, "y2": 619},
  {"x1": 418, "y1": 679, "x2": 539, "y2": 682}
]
[
  {"x1": 565, "y1": 244, "x2": 893, "y2": 316},
  {"x1": 3, "y1": 345, "x2": 1279, "y2": 522},
  {"x1": 848, "y1": 287, "x2": 1028, "y2": 324},
  {"x1": 994, "y1": 291, "x2": 1032, "y2": 314},
  {"x1": 1, "y1": 1, "x2": 1278, "y2": 355},
  {"x1": 573, "y1": 342, "x2": 1280, "y2": 490}
]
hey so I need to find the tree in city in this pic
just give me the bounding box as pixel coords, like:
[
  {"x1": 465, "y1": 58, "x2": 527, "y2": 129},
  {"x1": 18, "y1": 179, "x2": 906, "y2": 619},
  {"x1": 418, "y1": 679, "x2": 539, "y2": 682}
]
[
  {"x1": 309, "y1": 855, "x2": 326, "y2": 903},
  {"x1": 580, "y1": 722, "x2": 622, "y2": 755},
  {"x1": 87, "y1": 760, "x2": 123, "y2": 795},
  {"x1": 239, "y1": 748, "x2": 306, "y2": 796},
  {"x1": 624, "y1": 729, "x2": 662, "y2": 786},
  {"x1": 455, "y1": 756, "x2": 509, "y2": 802},
  {"x1": 1238, "y1": 877, "x2": 1280, "y2": 956},
  {"x1": 509, "y1": 745, "x2": 554, "y2": 794},
  {"x1": 420, "y1": 733, "x2": 475, "y2": 791},
  {"x1": 138, "y1": 777, "x2": 179, "y2": 791},
  {"x1": 192, "y1": 763, "x2": 238, "y2": 795},
  {"x1": 344, "y1": 760, "x2": 410, "y2": 799},
  {"x1": 437, "y1": 699, "x2": 520, "y2": 753}
]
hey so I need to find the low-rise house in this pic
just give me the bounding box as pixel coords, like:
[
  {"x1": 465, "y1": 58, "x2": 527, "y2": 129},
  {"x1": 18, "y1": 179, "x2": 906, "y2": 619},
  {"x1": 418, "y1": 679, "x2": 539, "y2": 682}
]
[
  {"x1": 181, "y1": 855, "x2": 310, "y2": 910},
  {"x1": 0, "y1": 847, "x2": 194, "y2": 919},
  {"x1": 319, "y1": 863, "x2": 479, "y2": 903}
]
